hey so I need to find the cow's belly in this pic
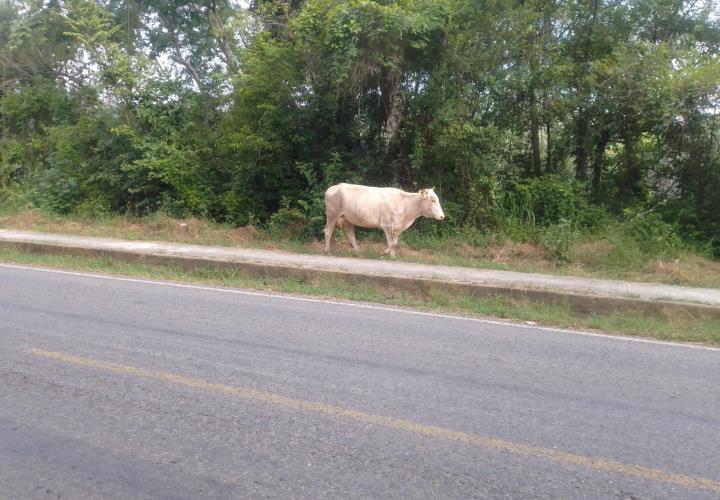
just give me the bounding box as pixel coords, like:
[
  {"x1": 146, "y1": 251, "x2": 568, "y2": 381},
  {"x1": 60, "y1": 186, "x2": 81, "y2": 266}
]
[{"x1": 342, "y1": 212, "x2": 381, "y2": 229}]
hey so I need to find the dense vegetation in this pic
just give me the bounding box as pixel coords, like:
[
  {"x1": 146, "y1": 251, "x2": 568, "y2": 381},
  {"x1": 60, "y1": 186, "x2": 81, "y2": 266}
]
[{"x1": 1, "y1": 0, "x2": 719, "y2": 257}]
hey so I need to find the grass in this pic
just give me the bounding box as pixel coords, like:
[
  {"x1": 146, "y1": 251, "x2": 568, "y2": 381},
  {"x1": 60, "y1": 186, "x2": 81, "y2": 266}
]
[
  {"x1": 1, "y1": 245, "x2": 719, "y2": 346},
  {"x1": 2, "y1": 207, "x2": 720, "y2": 288}
]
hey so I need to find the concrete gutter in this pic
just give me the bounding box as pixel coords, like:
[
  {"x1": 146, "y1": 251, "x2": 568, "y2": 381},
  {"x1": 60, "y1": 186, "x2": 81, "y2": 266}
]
[{"x1": 2, "y1": 228, "x2": 720, "y2": 318}]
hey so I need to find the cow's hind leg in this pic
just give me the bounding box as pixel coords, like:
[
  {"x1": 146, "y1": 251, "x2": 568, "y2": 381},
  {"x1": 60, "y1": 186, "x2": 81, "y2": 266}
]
[{"x1": 324, "y1": 216, "x2": 338, "y2": 254}]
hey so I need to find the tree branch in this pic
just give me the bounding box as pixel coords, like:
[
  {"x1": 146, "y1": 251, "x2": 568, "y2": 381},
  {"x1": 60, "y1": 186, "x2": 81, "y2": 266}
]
[
  {"x1": 206, "y1": 1, "x2": 237, "y2": 75},
  {"x1": 158, "y1": 12, "x2": 205, "y2": 91}
]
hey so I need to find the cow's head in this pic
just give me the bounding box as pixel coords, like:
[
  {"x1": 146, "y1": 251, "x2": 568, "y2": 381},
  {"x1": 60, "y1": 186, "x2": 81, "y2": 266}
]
[{"x1": 419, "y1": 187, "x2": 445, "y2": 221}]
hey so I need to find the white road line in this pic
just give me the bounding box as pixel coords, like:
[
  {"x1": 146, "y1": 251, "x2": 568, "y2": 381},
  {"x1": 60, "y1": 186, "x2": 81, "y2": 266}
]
[{"x1": 2, "y1": 262, "x2": 719, "y2": 353}]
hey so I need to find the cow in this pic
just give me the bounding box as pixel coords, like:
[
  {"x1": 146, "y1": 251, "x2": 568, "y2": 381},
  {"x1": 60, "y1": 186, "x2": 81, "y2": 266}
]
[{"x1": 324, "y1": 183, "x2": 445, "y2": 258}]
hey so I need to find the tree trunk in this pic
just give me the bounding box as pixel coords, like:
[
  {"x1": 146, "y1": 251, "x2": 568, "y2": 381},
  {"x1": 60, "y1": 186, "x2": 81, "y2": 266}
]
[
  {"x1": 621, "y1": 128, "x2": 641, "y2": 200},
  {"x1": 575, "y1": 111, "x2": 589, "y2": 181},
  {"x1": 592, "y1": 129, "x2": 610, "y2": 198},
  {"x1": 207, "y1": 1, "x2": 237, "y2": 75},
  {"x1": 383, "y1": 65, "x2": 404, "y2": 147},
  {"x1": 573, "y1": 0, "x2": 598, "y2": 183},
  {"x1": 541, "y1": 12, "x2": 552, "y2": 173},
  {"x1": 530, "y1": 91, "x2": 542, "y2": 176},
  {"x1": 545, "y1": 120, "x2": 552, "y2": 172}
]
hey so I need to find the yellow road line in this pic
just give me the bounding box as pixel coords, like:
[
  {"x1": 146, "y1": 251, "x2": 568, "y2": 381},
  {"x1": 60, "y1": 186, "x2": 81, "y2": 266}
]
[{"x1": 27, "y1": 347, "x2": 720, "y2": 493}]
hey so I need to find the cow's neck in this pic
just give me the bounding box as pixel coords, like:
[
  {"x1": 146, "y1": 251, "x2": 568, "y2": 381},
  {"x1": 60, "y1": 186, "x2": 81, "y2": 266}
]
[{"x1": 401, "y1": 193, "x2": 426, "y2": 229}]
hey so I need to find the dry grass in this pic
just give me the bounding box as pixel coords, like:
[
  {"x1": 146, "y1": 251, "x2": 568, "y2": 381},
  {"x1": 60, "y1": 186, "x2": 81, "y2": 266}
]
[
  {"x1": 2, "y1": 208, "x2": 719, "y2": 288},
  {"x1": 642, "y1": 256, "x2": 720, "y2": 287},
  {"x1": 567, "y1": 237, "x2": 720, "y2": 287},
  {"x1": 0, "y1": 210, "x2": 260, "y2": 247},
  {"x1": 384, "y1": 234, "x2": 570, "y2": 275}
]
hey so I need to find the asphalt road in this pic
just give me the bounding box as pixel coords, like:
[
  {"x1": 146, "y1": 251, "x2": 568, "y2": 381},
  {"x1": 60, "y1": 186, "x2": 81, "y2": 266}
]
[{"x1": 1, "y1": 263, "x2": 719, "y2": 499}]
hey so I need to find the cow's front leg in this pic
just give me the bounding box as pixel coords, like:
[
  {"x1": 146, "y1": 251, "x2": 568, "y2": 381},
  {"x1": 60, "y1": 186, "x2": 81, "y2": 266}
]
[
  {"x1": 381, "y1": 227, "x2": 392, "y2": 256},
  {"x1": 388, "y1": 233, "x2": 399, "y2": 258},
  {"x1": 382, "y1": 227, "x2": 399, "y2": 258}
]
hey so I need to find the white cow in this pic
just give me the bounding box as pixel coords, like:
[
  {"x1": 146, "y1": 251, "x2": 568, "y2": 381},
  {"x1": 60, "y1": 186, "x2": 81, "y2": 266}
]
[{"x1": 324, "y1": 183, "x2": 445, "y2": 258}]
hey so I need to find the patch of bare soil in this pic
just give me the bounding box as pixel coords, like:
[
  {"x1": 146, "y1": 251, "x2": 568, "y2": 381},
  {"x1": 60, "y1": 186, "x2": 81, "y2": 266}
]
[
  {"x1": 0, "y1": 209, "x2": 42, "y2": 228},
  {"x1": 307, "y1": 240, "x2": 326, "y2": 253},
  {"x1": 479, "y1": 241, "x2": 555, "y2": 270},
  {"x1": 229, "y1": 225, "x2": 260, "y2": 244}
]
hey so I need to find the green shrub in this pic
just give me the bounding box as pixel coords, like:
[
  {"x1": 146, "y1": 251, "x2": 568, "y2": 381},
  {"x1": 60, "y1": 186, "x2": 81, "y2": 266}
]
[
  {"x1": 501, "y1": 174, "x2": 601, "y2": 228},
  {"x1": 31, "y1": 168, "x2": 81, "y2": 214},
  {"x1": 463, "y1": 176, "x2": 501, "y2": 229},
  {"x1": 489, "y1": 174, "x2": 611, "y2": 246},
  {"x1": 0, "y1": 185, "x2": 31, "y2": 212},
  {"x1": 73, "y1": 196, "x2": 113, "y2": 218},
  {"x1": 542, "y1": 218, "x2": 579, "y2": 261},
  {"x1": 0, "y1": 139, "x2": 25, "y2": 187},
  {"x1": 268, "y1": 205, "x2": 310, "y2": 240},
  {"x1": 621, "y1": 208, "x2": 685, "y2": 256}
]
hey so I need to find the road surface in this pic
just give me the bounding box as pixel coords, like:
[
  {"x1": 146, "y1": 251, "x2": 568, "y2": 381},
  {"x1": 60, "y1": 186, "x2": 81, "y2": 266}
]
[{"x1": 1, "y1": 263, "x2": 719, "y2": 499}]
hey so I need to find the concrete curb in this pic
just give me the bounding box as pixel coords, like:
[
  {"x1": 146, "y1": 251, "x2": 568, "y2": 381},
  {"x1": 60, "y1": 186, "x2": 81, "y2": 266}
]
[{"x1": 1, "y1": 229, "x2": 719, "y2": 319}]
